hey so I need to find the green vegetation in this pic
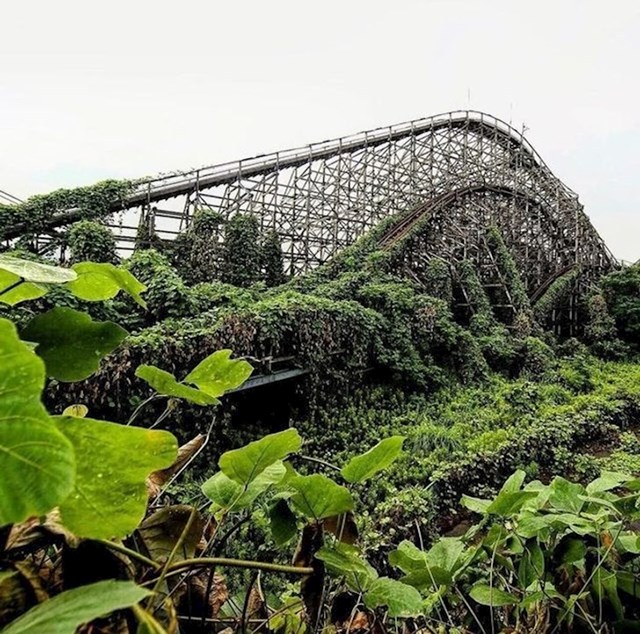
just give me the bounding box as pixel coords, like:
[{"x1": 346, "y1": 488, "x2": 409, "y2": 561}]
[
  {"x1": 67, "y1": 219, "x2": 119, "y2": 264},
  {"x1": 1, "y1": 189, "x2": 639, "y2": 632},
  {"x1": 601, "y1": 262, "x2": 640, "y2": 349},
  {"x1": 0, "y1": 180, "x2": 133, "y2": 245}
]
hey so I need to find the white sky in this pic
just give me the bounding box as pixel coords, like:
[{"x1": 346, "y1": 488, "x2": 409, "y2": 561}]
[{"x1": 1, "y1": 0, "x2": 638, "y2": 260}]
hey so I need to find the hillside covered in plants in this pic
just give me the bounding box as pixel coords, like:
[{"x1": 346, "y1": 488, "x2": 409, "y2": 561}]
[{"x1": 0, "y1": 184, "x2": 639, "y2": 633}]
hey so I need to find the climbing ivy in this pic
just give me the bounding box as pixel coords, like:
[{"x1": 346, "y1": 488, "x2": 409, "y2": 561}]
[
  {"x1": 67, "y1": 220, "x2": 118, "y2": 264},
  {"x1": 222, "y1": 214, "x2": 261, "y2": 287},
  {"x1": 457, "y1": 258, "x2": 493, "y2": 320},
  {"x1": 171, "y1": 208, "x2": 226, "y2": 283},
  {"x1": 485, "y1": 226, "x2": 531, "y2": 312},
  {"x1": 121, "y1": 249, "x2": 191, "y2": 327},
  {"x1": 532, "y1": 267, "x2": 580, "y2": 324},
  {"x1": 261, "y1": 229, "x2": 286, "y2": 287},
  {"x1": 584, "y1": 291, "x2": 628, "y2": 359},
  {"x1": 600, "y1": 262, "x2": 640, "y2": 348},
  {"x1": 422, "y1": 258, "x2": 453, "y2": 305},
  {"x1": 0, "y1": 179, "x2": 133, "y2": 243}
]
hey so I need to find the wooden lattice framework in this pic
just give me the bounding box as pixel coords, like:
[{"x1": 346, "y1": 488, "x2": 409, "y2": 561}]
[
  {"x1": 112, "y1": 111, "x2": 614, "y2": 285},
  {"x1": 14, "y1": 111, "x2": 616, "y2": 295}
]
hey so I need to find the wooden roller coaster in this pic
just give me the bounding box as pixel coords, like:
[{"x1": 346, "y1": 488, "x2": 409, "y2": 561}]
[{"x1": 2, "y1": 111, "x2": 617, "y2": 323}]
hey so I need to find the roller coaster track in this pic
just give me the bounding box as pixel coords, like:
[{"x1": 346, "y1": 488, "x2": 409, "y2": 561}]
[
  {"x1": 0, "y1": 190, "x2": 22, "y2": 205},
  {"x1": 123, "y1": 110, "x2": 576, "y2": 207},
  {"x1": 6, "y1": 111, "x2": 616, "y2": 300}
]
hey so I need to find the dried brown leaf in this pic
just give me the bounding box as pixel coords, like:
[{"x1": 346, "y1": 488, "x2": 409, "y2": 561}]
[
  {"x1": 211, "y1": 573, "x2": 229, "y2": 618},
  {"x1": 137, "y1": 505, "x2": 204, "y2": 564},
  {"x1": 6, "y1": 509, "x2": 79, "y2": 552},
  {"x1": 147, "y1": 435, "x2": 205, "y2": 497},
  {"x1": 245, "y1": 577, "x2": 267, "y2": 621},
  {"x1": 173, "y1": 570, "x2": 229, "y2": 621},
  {"x1": 323, "y1": 512, "x2": 359, "y2": 545},
  {"x1": 347, "y1": 611, "x2": 371, "y2": 632},
  {"x1": 293, "y1": 523, "x2": 324, "y2": 626}
]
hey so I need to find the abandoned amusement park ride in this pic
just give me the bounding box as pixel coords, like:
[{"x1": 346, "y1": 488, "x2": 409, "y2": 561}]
[{"x1": 2, "y1": 111, "x2": 617, "y2": 333}]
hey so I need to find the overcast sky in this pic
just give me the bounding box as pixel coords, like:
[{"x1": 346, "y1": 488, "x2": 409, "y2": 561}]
[{"x1": 1, "y1": 0, "x2": 638, "y2": 260}]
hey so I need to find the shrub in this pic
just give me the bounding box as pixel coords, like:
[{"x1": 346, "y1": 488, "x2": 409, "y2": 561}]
[
  {"x1": 123, "y1": 249, "x2": 191, "y2": 325},
  {"x1": 222, "y1": 214, "x2": 261, "y2": 287},
  {"x1": 261, "y1": 229, "x2": 286, "y2": 286},
  {"x1": 601, "y1": 263, "x2": 640, "y2": 348},
  {"x1": 67, "y1": 220, "x2": 118, "y2": 264},
  {"x1": 585, "y1": 290, "x2": 628, "y2": 358},
  {"x1": 519, "y1": 336, "x2": 556, "y2": 379}
]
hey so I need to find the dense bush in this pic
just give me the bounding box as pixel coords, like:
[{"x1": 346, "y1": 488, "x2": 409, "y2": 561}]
[
  {"x1": 222, "y1": 213, "x2": 262, "y2": 286},
  {"x1": 262, "y1": 228, "x2": 286, "y2": 286},
  {"x1": 67, "y1": 219, "x2": 118, "y2": 263},
  {"x1": 601, "y1": 263, "x2": 640, "y2": 348},
  {"x1": 173, "y1": 208, "x2": 226, "y2": 283},
  {"x1": 122, "y1": 249, "x2": 191, "y2": 326}
]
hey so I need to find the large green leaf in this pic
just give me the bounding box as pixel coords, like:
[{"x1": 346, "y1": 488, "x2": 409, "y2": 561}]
[
  {"x1": 586, "y1": 471, "x2": 632, "y2": 494},
  {"x1": 341, "y1": 436, "x2": 405, "y2": 484},
  {"x1": 469, "y1": 584, "x2": 518, "y2": 606},
  {"x1": 184, "y1": 349, "x2": 253, "y2": 397},
  {"x1": 0, "y1": 254, "x2": 77, "y2": 283},
  {"x1": 426, "y1": 537, "x2": 467, "y2": 573},
  {"x1": 548, "y1": 477, "x2": 586, "y2": 514},
  {"x1": 518, "y1": 542, "x2": 545, "y2": 588},
  {"x1": 22, "y1": 308, "x2": 127, "y2": 382},
  {"x1": 289, "y1": 474, "x2": 353, "y2": 520},
  {"x1": 136, "y1": 365, "x2": 219, "y2": 406},
  {"x1": 53, "y1": 416, "x2": 177, "y2": 539},
  {"x1": 616, "y1": 533, "x2": 640, "y2": 554},
  {"x1": 617, "y1": 570, "x2": 640, "y2": 598},
  {"x1": 499, "y1": 470, "x2": 527, "y2": 494},
  {"x1": 516, "y1": 514, "x2": 552, "y2": 539},
  {"x1": 316, "y1": 544, "x2": 377, "y2": 591},
  {"x1": 482, "y1": 470, "x2": 538, "y2": 516},
  {"x1": 202, "y1": 461, "x2": 287, "y2": 514},
  {"x1": 136, "y1": 350, "x2": 252, "y2": 407},
  {"x1": 389, "y1": 540, "x2": 428, "y2": 575},
  {"x1": 0, "y1": 318, "x2": 75, "y2": 525},
  {"x1": 401, "y1": 565, "x2": 453, "y2": 590},
  {"x1": 219, "y1": 428, "x2": 302, "y2": 486},
  {"x1": 486, "y1": 491, "x2": 538, "y2": 516},
  {"x1": 67, "y1": 262, "x2": 147, "y2": 307},
  {"x1": 0, "y1": 268, "x2": 46, "y2": 305},
  {"x1": 364, "y1": 578, "x2": 423, "y2": 617},
  {"x1": 461, "y1": 494, "x2": 491, "y2": 515},
  {"x1": 267, "y1": 497, "x2": 298, "y2": 546},
  {"x1": 396, "y1": 538, "x2": 468, "y2": 589},
  {"x1": 593, "y1": 568, "x2": 623, "y2": 620},
  {"x1": 2, "y1": 580, "x2": 150, "y2": 634}
]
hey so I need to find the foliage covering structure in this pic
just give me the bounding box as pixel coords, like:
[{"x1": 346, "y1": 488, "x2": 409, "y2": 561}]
[
  {"x1": 600, "y1": 262, "x2": 640, "y2": 349},
  {"x1": 0, "y1": 179, "x2": 133, "y2": 247},
  {"x1": 67, "y1": 220, "x2": 118, "y2": 264},
  {"x1": 171, "y1": 208, "x2": 226, "y2": 284},
  {"x1": 261, "y1": 228, "x2": 286, "y2": 287},
  {"x1": 1, "y1": 177, "x2": 640, "y2": 632},
  {"x1": 222, "y1": 213, "x2": 262, "y2": 287}
]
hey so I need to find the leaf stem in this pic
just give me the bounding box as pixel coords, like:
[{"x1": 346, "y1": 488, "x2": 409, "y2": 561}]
[
  {"x1": 127, "y1": 394, "x2": 164, "y2": 426},
  {"x1": 164, "y1": 556, "x2": 313, "y2": 576},
  {"x1": 96, "y1": 538, "x2": 159, "y2": 569},
  {"x1": 0, "y1": 278, "x2": 24, "y2": 298},
  {"x1": 149, "y1": 506, "x2": 198, "y2": 612},
  {"x1": 294, "y1": 454, "x2": 341, "y2": 472}
]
